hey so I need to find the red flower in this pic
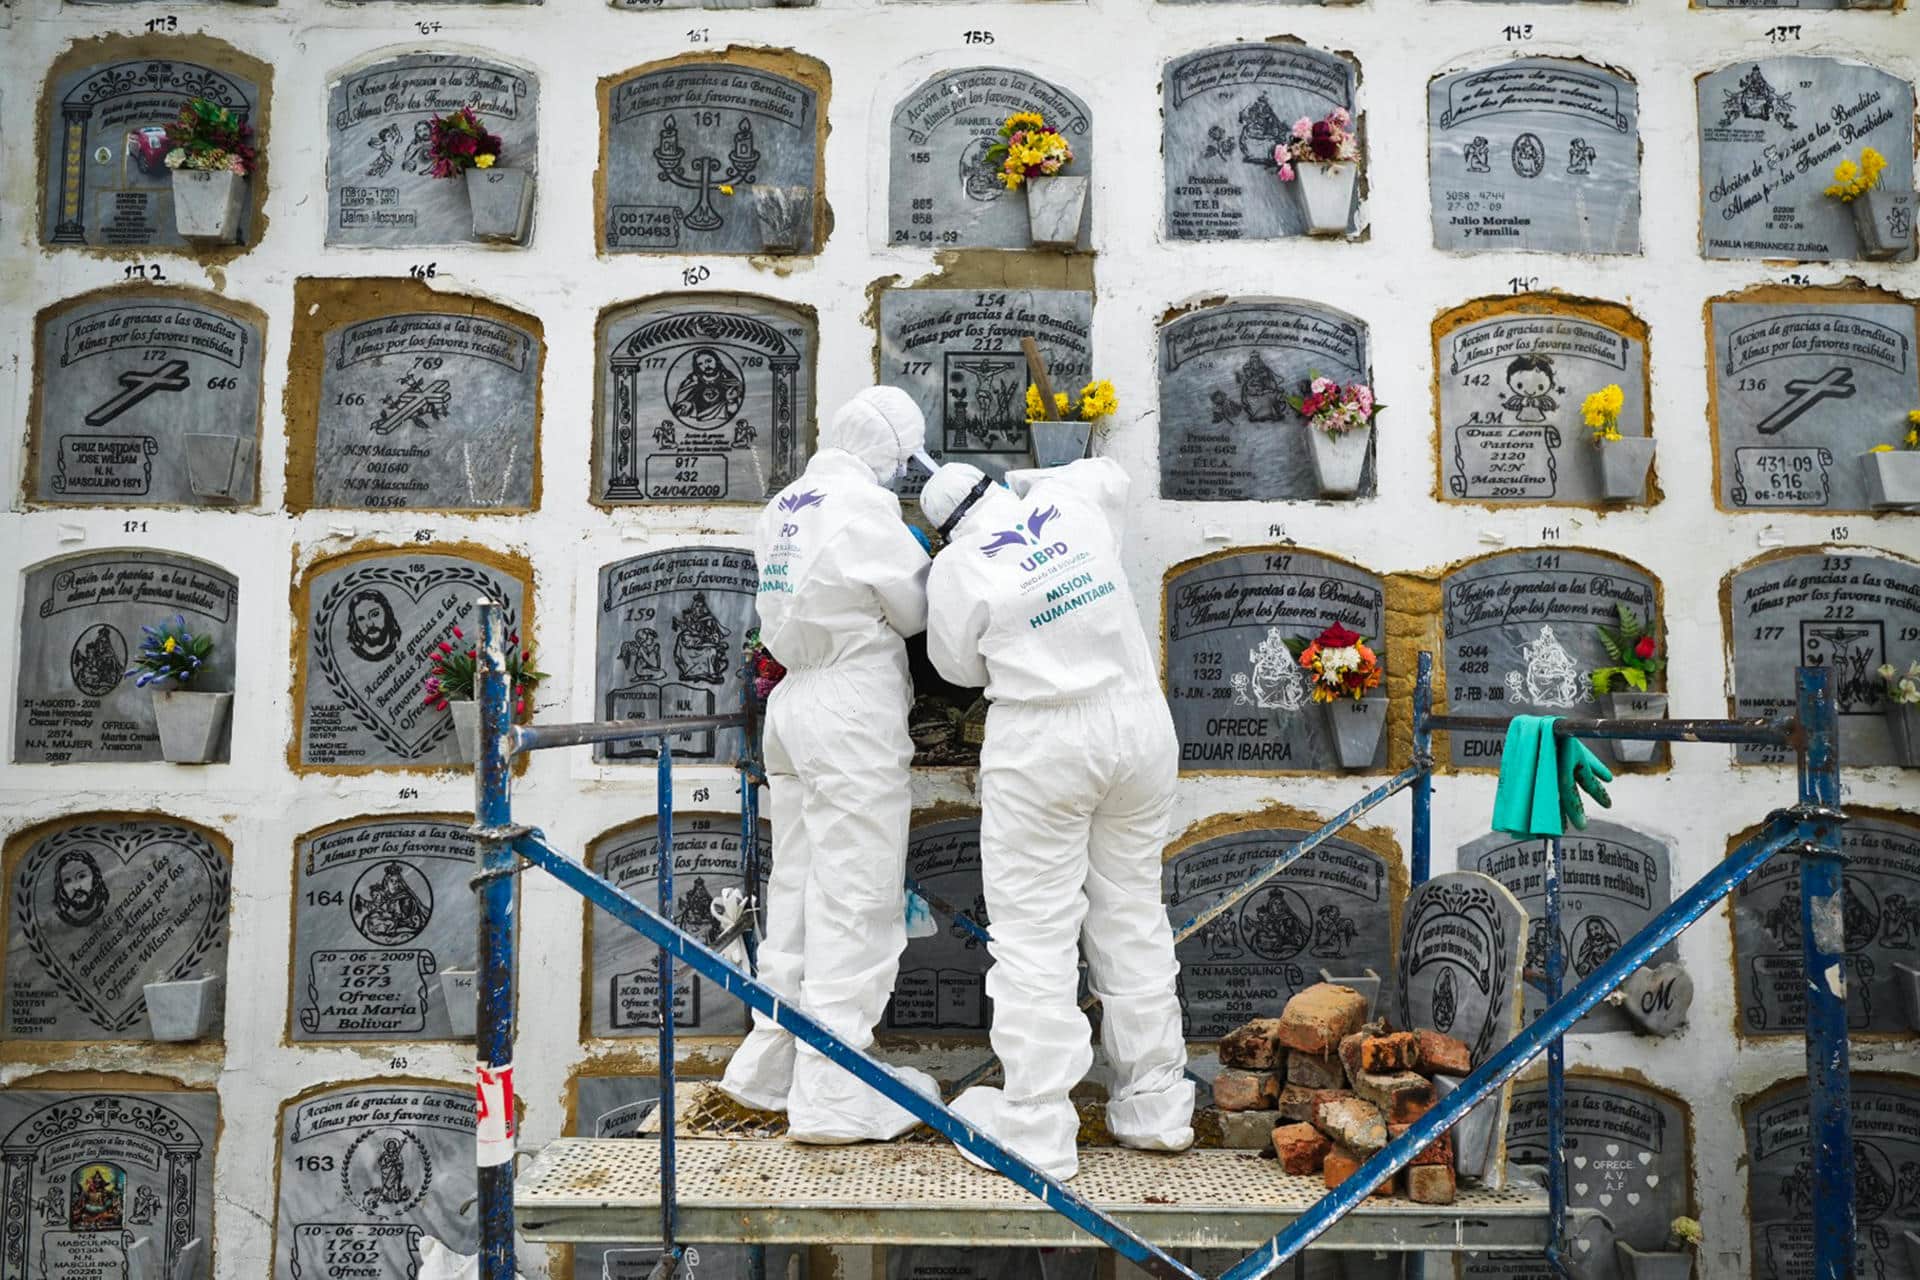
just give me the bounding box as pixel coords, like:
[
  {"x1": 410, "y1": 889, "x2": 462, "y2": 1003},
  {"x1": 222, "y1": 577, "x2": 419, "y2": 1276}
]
[
  {"x1": 1316, "y1": 621, "x2": 1361, "y2": 648},
  {"x1": 1634, "y1": 635, "x2": 1657, "y2": 660}
]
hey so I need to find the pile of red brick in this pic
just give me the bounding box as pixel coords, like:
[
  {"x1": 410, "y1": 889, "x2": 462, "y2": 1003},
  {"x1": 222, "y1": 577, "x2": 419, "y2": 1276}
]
[{"x1": 1210, "y1": 983, "x2": 1473, "y2": 1205}]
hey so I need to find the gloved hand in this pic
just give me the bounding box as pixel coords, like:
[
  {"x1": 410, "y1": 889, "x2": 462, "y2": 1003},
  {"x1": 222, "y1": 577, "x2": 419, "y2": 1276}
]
[
  {"x1": 1556, "y1": 738, "x2": 1614, "y2": 830},
  {"x1": 907, "y1": 524, "x2": 932, "y2": 554}
]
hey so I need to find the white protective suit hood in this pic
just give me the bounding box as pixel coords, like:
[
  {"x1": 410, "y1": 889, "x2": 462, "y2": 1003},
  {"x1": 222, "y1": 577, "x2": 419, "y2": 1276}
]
[
  {"x1": 824, "y1": 387, "x2": 927, "y2": 485},
  {"x1": 920, "y1": 463, "x2": 1017, "y2": 537}
]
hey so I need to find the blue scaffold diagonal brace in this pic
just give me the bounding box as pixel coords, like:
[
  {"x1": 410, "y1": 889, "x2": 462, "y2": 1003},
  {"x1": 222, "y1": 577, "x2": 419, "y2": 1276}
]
[{"x1": 509, "y1": 831, "x2": 1206, "y2": 1280}]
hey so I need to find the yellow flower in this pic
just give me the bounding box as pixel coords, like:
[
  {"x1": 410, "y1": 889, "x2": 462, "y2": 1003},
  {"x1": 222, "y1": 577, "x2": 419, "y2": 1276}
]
[
  {"x1": 1909, "y1": 427, "x2": 1920, "y2": 449},
  {"x1": 718, "y1": 184, "x2": 734, "y2": 196},
  {"x1": 1872, "y1": 444, "x2": 1896, "y2": 453},
  {"x1": 1025, "y1": 384, "x2": 1044, "y2": 419},
  {"x1": 163, "y1": 636, "x2": 177, "y2": 653},
  {"x1": 1906, "y1": 410, "x2": 1920, "y2": 425},
  {"x1": 474, "y1": 153, "x2": 496, "y2": 170},
  {"x1": 1004, "y1": 112, "x2": 1045, "y2": 133},
  {"x1": 999, "y1": 169, "x2": 1025, "y2": 191},
  {"x1": 1582, "y1": 384, "x2": 1625, "y2": 443},
  {"x1": 1078, "y1": 379, "x2": 1118, "y2": 420}
]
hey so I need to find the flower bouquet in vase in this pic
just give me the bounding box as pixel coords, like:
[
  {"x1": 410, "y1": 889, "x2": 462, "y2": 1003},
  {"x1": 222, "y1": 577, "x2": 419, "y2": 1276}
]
[
  {"x1": 127, "y1": 615, "x2": 231, "y2": 763},
  {"x1": 1827, "y1": 146, "x2": 1914, "y2": 261},
  {"x1": 745, "y1": 628, "x2": 787, "y2": 703},
  {"x1": 1288, "y1": 622, "x2": 1385, "y2": 768},
  {"x1": 1584, "y1": 382, "x2": 1654, "y2": 502},
  {"x1": 429, "y1": 107, "x2": 532, "y2": 244},
  {"x1": 1291, "y1": 371, "x2": 1380, "y2": 497},
  {"x1": 1591, "y1": 605, "x2": 1666, "y2": 763},
  {"x1": 1862, "y1": 413, "x2": 1920, "y2": 510},
  {"x1": 1274, "y1": 108, "x2": 1358, "y2": 236},
  {"x1": 1882, "y1": 661, "x2": 1920, "y2": 768},
  {"x1": 987, "y1": 112, "x2": 1084, "y2": 250},
  {"x1": 422, "y1": 623, "x2": 546, "y2": 764},
  {"x1": 163, "y1": 98, "x2": 255, "y2": 243},
  {"x1": 1027, "y1": 378, "x2": 1117, "y2": 467}
]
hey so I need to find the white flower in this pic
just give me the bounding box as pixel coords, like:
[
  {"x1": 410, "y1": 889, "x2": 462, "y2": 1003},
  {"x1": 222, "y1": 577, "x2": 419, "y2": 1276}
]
[
  {"x1": 164, "y1": 148, "x2": 187, "y2": 169},
  {"x1": 1320, "y1": 645, "x2": 1363, "y2": 676}
]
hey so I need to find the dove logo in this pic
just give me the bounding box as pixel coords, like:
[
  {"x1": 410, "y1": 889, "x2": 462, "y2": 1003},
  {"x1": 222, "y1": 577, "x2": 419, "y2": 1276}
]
[
  {"x1": 981, "y1": 506, "x2": 1067, "y2": 570},
  {"x1": 777, "y1": 489, "x2": 826, "y2": 514}
]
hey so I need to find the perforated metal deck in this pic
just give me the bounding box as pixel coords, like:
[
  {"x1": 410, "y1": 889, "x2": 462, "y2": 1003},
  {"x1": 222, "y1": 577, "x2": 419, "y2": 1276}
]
[{"x1": 515, "y1": 1137, "x2": 1553, "y2": 1251}]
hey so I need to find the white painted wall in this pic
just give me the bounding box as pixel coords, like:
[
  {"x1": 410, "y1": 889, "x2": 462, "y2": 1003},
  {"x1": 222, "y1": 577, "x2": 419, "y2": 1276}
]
[{"x1": 2, "y1": 0, "x2": 1917, "y2": 1275}]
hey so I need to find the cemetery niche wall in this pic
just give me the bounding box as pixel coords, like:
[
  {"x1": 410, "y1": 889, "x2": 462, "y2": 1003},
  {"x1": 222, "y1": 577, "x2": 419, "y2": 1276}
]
[
  {"x1": 887, "y1": 811, "x2": 990, "y2": 1034},
  {"x1": 1162, "y1": 44, "x2": 1358, "y2": 242},
  {"x1": 594, "y1": 294, "x2": 815, "y2": 507},
  {"x1": 1159, "y1": 300, "x2": 1374, "y2": 501},
  {"x1": 28, "y1": 287, "x2": 266, "y2": 508}
]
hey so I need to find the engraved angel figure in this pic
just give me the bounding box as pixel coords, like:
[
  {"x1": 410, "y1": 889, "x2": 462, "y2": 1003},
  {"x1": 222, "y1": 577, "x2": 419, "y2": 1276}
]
[{"x1": 1504, "y1": 624, "x2": 1590, "y2": 708}]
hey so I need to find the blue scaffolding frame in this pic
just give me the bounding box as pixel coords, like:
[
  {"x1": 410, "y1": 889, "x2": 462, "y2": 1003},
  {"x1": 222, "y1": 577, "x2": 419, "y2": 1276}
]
[{"x1": 468, "y1": 601, "x2": 1856, "y2": 1280}]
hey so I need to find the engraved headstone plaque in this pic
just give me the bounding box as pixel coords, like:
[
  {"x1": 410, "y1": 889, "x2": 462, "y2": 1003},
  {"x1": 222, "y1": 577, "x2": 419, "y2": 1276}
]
[
  {"x1": 0, "y1": 1089, "x2": 216, "y2": 1280},
  {"x1": 1428, "y1": 59, "x2": 1640, "y2": 255},
  {"x1": 1159, "y1": 301, "x2": 1373, "y2": 500},
  {"x1": 595, "y1": 548, "x2": 757, "y2": 765},
  {"x1": 1727, "y1": 551, "x2": 1920, "y2": 769},
  {"x1": 1165, "y1": 826, "x2": 1395, "y2": 1038},
  {"x1": 1733, "y1": 812, "x2": 1920, "y2": 1036},
  {"x1": 1397, "y1": 872, "x2": 1527, "y2": 1067},
  {"x1": 1164, "y1": 550, "x2": 1386, "y2": 772},
  {"x1": 1440, "y1": 550, "x2": 1659, "y2": 765},
  {"x1": 32, "y1": 290, "x2": 264, "y2": 507},
  {"x1": 1435, "y1": 300, "x2": 1650, "y2": 506},
  {"x1": 41, "y1": 52, "x2": 262, "y2": 249},
  {"x1": 15, "y1": 550, "x2": 240, "y2": 765},
  {"x1": 307, "y1": 309, "x2": 541, "y2": 511},
  {"x1": 1462, "y1": 821, "x2": 1674, "y2": 1033},
  {"x1": 297, "y1": 550, "x2": 528, "y2": 768},
  {"x1": 588, "y1": 816, "x2": 769, "y2": 1036},
  {"x1": 878, "y1": 288, "x2": 1093, "y2": 494},
  {"x1": 1709, "y1": 295, "x2": 1919, "y2": 511},
  {"x1": 887, "y1": 67, "x2": 1092, "y2": 251},
  {"x1": 1163, "y1": 45, "x2": 1356, "y2": 241},
  {"x1": 604, "y1": 62, "x2": 818, "y2": 255},
  {"x1": 292, "y1": 817, "x2": 486, "y2": 1041},
  {"x1": 595, "y1": 295, "x2": 814, "y2": 505},
  {"x1": 1746, "y1": 1077, "x2": 1920, "y2": 1280},
  {"x1": 888, "y1": 815, "x2": 991, "y2": 1033},
  {"x1": 274, "y1": 1084, "x2": 474, "y2": 1280},
  {"x1": 326, "y1": 56, "x2": 538, "y2": 247},
  {"x1": 1698, "y1": 58, "x2": 1915, "y2": 262},
  {"x1": 5, "y1": 819, "x2": 230, "y2": 1041}
]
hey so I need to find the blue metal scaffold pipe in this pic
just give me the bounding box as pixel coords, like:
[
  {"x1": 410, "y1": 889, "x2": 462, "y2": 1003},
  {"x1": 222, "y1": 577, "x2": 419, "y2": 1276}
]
[{"x1": 473, "y1": 607, "x2": 519, "y2": 1280}]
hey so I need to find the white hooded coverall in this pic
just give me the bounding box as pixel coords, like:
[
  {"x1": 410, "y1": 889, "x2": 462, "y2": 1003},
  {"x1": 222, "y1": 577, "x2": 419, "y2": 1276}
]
[
  {"x1": 922, "y1": 457, "x2": 1195, "y2": 1180},
  {"x1": 718, "y1": 387, "x2": 940, "y2": 1142}
]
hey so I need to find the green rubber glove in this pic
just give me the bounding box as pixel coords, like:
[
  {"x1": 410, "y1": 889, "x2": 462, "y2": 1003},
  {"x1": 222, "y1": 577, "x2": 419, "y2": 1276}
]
[{"x1": 1557, "y1": 738, "x2": 1614, "y2": 830}]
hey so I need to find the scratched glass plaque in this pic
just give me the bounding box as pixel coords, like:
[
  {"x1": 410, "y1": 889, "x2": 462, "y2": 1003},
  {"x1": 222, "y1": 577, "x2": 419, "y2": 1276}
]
[
  {"x1": 1397, "y1": 872, "x2": 1527, "y2": 1069},
  {"x1": 595, "y1": 294, "x2": 814, "y2": 505},
  {"x1": 1159, "y1": 301, "x2": 1373, "y2": 501},
  {"x1": 273, "y1": 1084, "x2": 474, "y2": 1280},
  {"x1": 587, "y1": 816, "x2": 769, "y2": 1037},
  {"x1": 1733, "y1": 812, "x2": 1920, "y2": 1036},
  {"x1": 325, "y1": 55, "x2": 538, "y2": 247},
  {"x1": 1727, "y1": 552, "x2": 1920, "y2": 769},
  {"x1": 888, "y1": 815, "x2": 991, "y2": 1033},
  {"x1": 1440, "y1": 550, "x2": 1659, "y2": 766},
  {"x1": 1165, "y1": 826, "x2": 1395, "y2": 1038},
  {"x1": 0, "y1": 1088, "x2": 218, "y2": 1280},
  {"x1": 603, "y1": 63, "x2": 817, "y2": 255},
  {"x1": 31, "y1": 290, "x2": 264, "y2": 507},
  {"x1": 1698, "y1": 58, "x2": 1915, "y2": 262},
  {"x1": 878, "y1": 288, "x2": 1093, "y2": 494},
  {"x1": 1709, "y1": 295, "x2": 1919, "y2": 511},
  {"x1": 15, "y1": 550, "x2": 240, "y2": 765},
  {"x1": 889, "y1": 67, "x2": 1092, "y2": 251},
  {"x1": 1746, "y1": 1076, "x2": 1920, "y2": 1280},
  {"x1": 1428, "y1": 59, "x2": 1640, "y2": 256},
  {"x1": 1163, "y1": 45, "x2": 1356, "y2": 241},
  {"x1": 1435, "y1": 299, "x2": 1650, "y2": 506},
  {"x1": 41, "y1": 52, "x2": 263, "y2": 249},
  {"x1": 595, "y1": 548, "x2": 758, "y2": 765},
  {"x1": 1462, "y1": 821, "x2": 1673, "y2": 1034},
  {"x1": 1164, "y1": 550, "x2": 1387, "y2": 773}
]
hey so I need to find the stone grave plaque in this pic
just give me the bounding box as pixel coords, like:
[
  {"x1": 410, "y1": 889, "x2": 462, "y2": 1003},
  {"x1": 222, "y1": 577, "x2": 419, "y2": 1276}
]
[
  {"x1": 1163, "y1": 45, "x2": 1356, "y2": 242},
  {"x1": 0, "y1": 1089, "x2": 217, "y2": 1280},
  {"x1": 595, "y1": 548, "x2": 757, "y2": 765},
  {"x1": 326, "y1": 56, "x2": 538, "y2": 247},
  {"x1": 1462, "y1": 821, "x2": 1673, "y2": 1034},
  {"x1": 5, "y1": 819, "x2": 230, "y2": 1041},
  {"x1": 587, "y1": 815, "x2": 769, "y2": 1036},
  {"x1": 1164, "y1": 550, "x2": 1386, "y2": 773},
  {"x1": 297, "y1": 551, "x2": 527, "y2": 768},
  {"x1": 15, "y1": 550, "x2": 240, "y2": 765},
  {"x1": 1440, "y1": 549, "x2": 1659, "y2": 766},
  {"x1": 274, "y1": 1084, "x2": 474, "y2": 1280},
  {"x1": 887, "y1": 816, "x2": 991, "y2": 1033},
  {"x1": 1428, "y1": 59, "x2": 1640, "y2": 255},
  {"x1": 878, "y1": 288, "x2": 1093, "y2": 494},
  {"x1": 1397, "y1": 872, "x2": 1527, "y2": 1067},
  {"x1": 1463, "y1": 1079, "x2": 1689, "y2": 1280},
  {"x1": 604, "y1": 63, "x2": 818, "y2": 255},
  {"x1": 1746, "y1": 1077, "x2": 1920, "y2": 1280},
  {"x1": 888, "y1": 1250, "x2": 1097, "y2": 1280},
  {"x1": 292, "y1": 817, "x2": 487, "y2": 1042},
  {"x1": 595, "y1": 295, "x2": 814, "y2": 506},
  {"x1": 308, "y1": 310, "x2": 541, "y2": 511},
  {"x1": 1727, "y1": 551, "x2": 1920, "y2": 768},
  {"x1": 1709, "y1": 296, "x2": 1919, "y2": 511},
  {"x1": 887, "y1": 67, "x2": 1092, "y2": 251},
  {"x1": 1698, "y1": 59, "x2": 1915, "y2": 262},
  {"x1": 41, "y1": 53, "x2": 263, "y2": 249},
  {"x1": 31, "y1": 290, "x2": 264, "y2": 507},
  {"x1": 1165, "y1": 826, "x2": 1395, "y2": 1038},
  {"x1": 1436, "y1": 301, "x2": 1649, "y2": 506},
  {"x1": 1159, "y1": 301, "x2": 1372, "y2": 500},
  {"x1": 1733, "y1": 812, "x2": 1920, "y2": 1036}
]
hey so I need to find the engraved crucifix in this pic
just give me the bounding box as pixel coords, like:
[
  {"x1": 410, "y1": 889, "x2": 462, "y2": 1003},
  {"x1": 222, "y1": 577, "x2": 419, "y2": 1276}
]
[{"x1": 654, "y1": 114, "x2": 760, "y2": 232}]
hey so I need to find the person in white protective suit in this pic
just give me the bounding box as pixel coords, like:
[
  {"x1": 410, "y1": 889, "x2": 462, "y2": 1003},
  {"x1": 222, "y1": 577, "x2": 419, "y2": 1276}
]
[
  {"x1": 716, "y1": 385, "x2": 942, "y2": 1143},
  {"x1": 920, "y1": 456, "x2": 1195, "y2": 1181}
]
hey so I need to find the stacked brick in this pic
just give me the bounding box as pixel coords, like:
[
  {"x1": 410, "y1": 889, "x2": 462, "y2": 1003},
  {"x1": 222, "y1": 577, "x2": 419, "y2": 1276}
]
[{"x1": 1209, "y1": 983, "x2": 1474, "y2": 1205}]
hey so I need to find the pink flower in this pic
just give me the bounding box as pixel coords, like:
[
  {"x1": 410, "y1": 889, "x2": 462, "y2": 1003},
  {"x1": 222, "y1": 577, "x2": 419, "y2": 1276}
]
[
  {"x1": 1349, "y1": 384, "x2": 1374, "y2": 415},
  {"x1": 1329, "y1": 108, "x2": 1352, "y2": 131},
  {"x1": 1311, "y1": 376, "x2": 1338, "y2": 397},
  {"x1": 1276, "y1": 161, "x2": 1295, "y2": 182},
  {"x1": 1292, "y1": 117, "x2": 1313, "y2": 141}
]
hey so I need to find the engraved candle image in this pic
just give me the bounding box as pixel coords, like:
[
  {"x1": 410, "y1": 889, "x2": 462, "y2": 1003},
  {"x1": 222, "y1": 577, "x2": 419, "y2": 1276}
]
[{"x1": 654, "y1": 114, "x2": 759, "y2": 232}]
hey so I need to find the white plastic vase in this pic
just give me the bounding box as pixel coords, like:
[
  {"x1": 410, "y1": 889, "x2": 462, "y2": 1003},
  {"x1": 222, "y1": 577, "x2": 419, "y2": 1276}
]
[
  {"x1": 440, "y1": 969, "x2": 478, "y2": 1038},
  {"x1": 1607, "y1": 692, "x2": 1667, "y2": 764},
  {"x1": 451, "y1": 700, "x2": 481, "y2": 763},
  {"x1": 1307, "y1": 424, "x2": 1371, "y2": 497},
  {"x1": 467, "y1": 168, "x2": 534, "y2": 243},
  {"x1": 1598, "y1": 437, "x2": 1656, "y2": 502},
  {"x1": 184, "y1": 433, "x2": 252, "y2": 502},
  {"x1": 1289, "y1": 161, "x2": 1356, "y2": 236},
  {"x1": 171, "y1": 169, "x2": 244, "y2": 243},
  {"x1": 1327, "y1": 696, "x2": 1386, "y2": 768},
  {"x1": 1861, "y1": 450, "x2": 1920, "y2": 509},
  {"x1": 1889, "y1": 702, "x2": 1920, "y2": 768},
  {"x1": 1026, "y1": 176, "x2": 1088, "y2": 250},
  {"x1": 749, "y1": 183, "x2": 811, "y2": 253},
  {"x1": 1852, "y1": 188, "x2": 1915, "y2": 260},
  {"x1": 1614, "y1": 1244, "x2": 1693, "y2": 1280},
  {"x1": 144, "y1": 975, "x2": 221, "y2": 1042},
  {"x1": 152, "y1": 690, "x2": 232, "y2": 763},
  {"x1": 1029, "y1": 419, "x2": 1092, "y2": 468}
]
